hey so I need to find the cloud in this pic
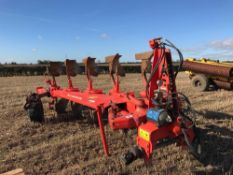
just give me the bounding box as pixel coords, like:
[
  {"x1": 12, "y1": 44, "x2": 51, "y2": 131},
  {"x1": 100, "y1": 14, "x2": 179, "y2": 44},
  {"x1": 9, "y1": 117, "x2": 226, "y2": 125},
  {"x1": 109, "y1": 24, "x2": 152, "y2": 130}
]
[
  {"x1": 37, "y1": 35, "x2": 43, "y2": 40},
  {"x1": 181, "y1": 46, "x2": 207, "y2": 54},
  {"x1": 100, "y1": 33, "x2": 109, "y2": 39},
  {"x1": 209, "y1": 38, "x2": 233, "y2": 50},
  {"x1": 182, "y1": 38, "x2": 233, "y2": 54},
  {"x1": 181, "y1": 39, "x2": 233, "y2": 60},
  {"x1": 32, "y1": 48, "x2": 37, "y2": 52}
]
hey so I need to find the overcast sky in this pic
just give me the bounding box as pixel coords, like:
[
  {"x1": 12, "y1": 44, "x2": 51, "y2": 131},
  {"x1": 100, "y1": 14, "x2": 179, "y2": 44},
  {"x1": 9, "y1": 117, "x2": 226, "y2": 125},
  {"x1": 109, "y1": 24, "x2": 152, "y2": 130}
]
[{"x1": 0, "y1": 0, "x2": 233, "y2": 63}]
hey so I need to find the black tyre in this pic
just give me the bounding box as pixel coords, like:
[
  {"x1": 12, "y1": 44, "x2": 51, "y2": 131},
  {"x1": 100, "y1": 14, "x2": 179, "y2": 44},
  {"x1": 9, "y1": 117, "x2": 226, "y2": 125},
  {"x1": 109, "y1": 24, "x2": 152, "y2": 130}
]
[
  {"x1": 71, "y1": 102, "x2": 83, "y2": 119},
  {"x1": 88, "y1": 109, "x2": 98, "y2": 126},
  {"x1": 191, "y1": 74, "x2": 209, "y2": 92},
  {"x1": 189, "y1": 127, "x2": 206, "y2": 163},
  {"x1": 55, "y1": 98, "x2": 69, "y2": 114},
  {"x1": 86, "y1": 108, "x2": 108, "y2": 126},
  {"x1": 24, "y1": 93, "x2": 44, "y2": 123}
]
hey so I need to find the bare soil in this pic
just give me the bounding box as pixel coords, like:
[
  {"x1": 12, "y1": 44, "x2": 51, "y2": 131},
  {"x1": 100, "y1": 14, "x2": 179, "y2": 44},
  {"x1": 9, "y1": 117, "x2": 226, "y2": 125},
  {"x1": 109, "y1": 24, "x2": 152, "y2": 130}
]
[{"x1": 0, "y1": 73, "x2": 233, "y2": 175}]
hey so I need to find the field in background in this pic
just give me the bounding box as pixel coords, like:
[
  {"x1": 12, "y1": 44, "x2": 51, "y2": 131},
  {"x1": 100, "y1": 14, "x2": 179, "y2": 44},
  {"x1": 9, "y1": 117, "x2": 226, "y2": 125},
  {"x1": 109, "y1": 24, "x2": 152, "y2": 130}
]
[{"x1": 0, "y1": 73, "x2": 233, "y2": 175}]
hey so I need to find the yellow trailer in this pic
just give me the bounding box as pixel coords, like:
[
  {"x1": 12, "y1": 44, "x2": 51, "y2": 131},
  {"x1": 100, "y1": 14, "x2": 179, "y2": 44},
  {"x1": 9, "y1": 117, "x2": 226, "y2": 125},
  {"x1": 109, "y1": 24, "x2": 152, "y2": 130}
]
[{"x1": 183, "y1": 58, "x2": 233, "y2": 91}]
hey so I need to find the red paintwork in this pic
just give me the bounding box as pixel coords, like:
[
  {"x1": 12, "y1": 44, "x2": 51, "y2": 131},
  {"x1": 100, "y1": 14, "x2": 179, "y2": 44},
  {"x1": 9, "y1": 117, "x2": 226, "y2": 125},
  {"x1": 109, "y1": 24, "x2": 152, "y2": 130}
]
[
  {"x1": 107, "y1": 74, "x2": 147, "y2": 130},
  {"x1": 108, "y1": 94, "x2": 147, "y2": 130},
  {"x1": 51, "y1": 88, "x2": 110, "y2": 109},
  {"x1": 36, "y1": 64, "x2": 148, "y2": 156},
  {"x1": 148, "y1": 48, "x2": 161, "y2": 107},
  {"x1": 136, "y1": 119, "x2": 195, "y2": 160},
  {"x1": 34, "y1": 38, "x2": 196, "y2": 159},
  {"x1": 135, "y1": 38, "x2": 196, "y2": 160},
  {"x1": 36, "y1": 87, "x2": 48, "y2": 96}
]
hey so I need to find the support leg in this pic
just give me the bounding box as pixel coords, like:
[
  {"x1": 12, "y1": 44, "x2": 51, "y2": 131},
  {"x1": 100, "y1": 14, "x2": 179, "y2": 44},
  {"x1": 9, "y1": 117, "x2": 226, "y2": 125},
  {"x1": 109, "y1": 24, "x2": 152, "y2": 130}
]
[{"x1": 96, "y1": 106, "x2": 109, "y2": 156}]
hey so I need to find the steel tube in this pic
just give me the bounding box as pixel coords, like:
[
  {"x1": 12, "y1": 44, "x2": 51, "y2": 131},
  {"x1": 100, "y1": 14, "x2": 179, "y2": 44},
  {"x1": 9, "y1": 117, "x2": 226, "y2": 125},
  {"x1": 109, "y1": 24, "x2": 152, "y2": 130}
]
[
  {"x1": 182, "y1": 61, "x2": 233, "y2": 78},
  {"x1": 213, "y1": 80, "x2": 233, "y2": 90}
]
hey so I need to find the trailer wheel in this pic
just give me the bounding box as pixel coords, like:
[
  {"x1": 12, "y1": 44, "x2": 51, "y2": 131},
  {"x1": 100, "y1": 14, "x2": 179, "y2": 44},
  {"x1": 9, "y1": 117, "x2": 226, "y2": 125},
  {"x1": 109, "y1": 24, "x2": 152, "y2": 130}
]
[
  {"x1": 191, "y1": 74, "x2": 209, "y2": 92},
  {"x1": 55, "y1": 99, "x2": 69, "y2": 114},
  {"x1": 24, "y1": 93, "x2": 44, "y2": 123}
]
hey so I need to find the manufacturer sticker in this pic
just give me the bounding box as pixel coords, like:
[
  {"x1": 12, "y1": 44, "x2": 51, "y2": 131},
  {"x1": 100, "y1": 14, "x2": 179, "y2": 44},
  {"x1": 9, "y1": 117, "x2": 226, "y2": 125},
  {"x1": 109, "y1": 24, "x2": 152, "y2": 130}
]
[
  {"x1": 67, "y1": 94, "x2": 82, "y2": 100},
  {"x1": 88, "y1": 99, "x2": 96, "y2": 103}
]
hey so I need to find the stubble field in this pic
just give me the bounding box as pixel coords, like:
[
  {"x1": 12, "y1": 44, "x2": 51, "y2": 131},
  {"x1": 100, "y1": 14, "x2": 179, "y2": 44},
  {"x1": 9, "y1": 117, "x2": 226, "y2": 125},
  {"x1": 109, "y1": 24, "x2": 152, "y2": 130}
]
[{"x1": 0, "y1": 73, "x2": 233, "y2": 175}]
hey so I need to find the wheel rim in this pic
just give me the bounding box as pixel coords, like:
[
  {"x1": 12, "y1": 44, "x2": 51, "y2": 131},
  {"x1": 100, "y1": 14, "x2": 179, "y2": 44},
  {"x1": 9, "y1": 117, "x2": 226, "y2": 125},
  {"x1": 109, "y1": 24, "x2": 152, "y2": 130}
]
[{"x1": 195, "y1": 80, "x2": 202, "y2": 87}]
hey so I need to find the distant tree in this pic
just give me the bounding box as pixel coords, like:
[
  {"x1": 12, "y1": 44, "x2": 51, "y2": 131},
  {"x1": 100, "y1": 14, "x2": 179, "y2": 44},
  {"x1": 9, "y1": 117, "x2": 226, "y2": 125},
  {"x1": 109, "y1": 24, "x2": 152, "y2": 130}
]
[
  {"x1": 11, "y1": 62, "x2": 17, "y2": 65},
  {"x1": 224, "y1": 61, "x2": 233, "y2": 63},
  {"x1": 37, "y1": 60, "x2": 50, "y2": 64}
]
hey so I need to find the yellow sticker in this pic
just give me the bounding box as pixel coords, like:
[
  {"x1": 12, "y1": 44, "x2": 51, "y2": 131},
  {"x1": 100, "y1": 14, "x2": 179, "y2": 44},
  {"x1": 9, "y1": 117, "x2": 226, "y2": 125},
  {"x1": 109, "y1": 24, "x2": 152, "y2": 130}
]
[
  {"x1": 88, "y1": 96, "x2": 98, "y2": 99},
  {"x1": 139, "y1": 128, "x2": 150, "y2": 141}
]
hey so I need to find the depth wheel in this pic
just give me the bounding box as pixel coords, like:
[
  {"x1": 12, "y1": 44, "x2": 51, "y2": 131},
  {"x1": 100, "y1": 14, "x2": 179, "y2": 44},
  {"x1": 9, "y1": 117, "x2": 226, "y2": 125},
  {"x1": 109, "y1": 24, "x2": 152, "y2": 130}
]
[
  {"x1": 55, "y1": 98, "x2": 69, "y2": 114},
  {"x1": 191, "y1": 74, "x2": 209, "y2": 92},
  {"x1": 24, "y1": 93, "x2": 44, "y2": 123},
  {"x1": 189, "y1": 127, "x2": 205, "y2": 162},
  {"x1": 87, "y1": 108, "x2": 108, "y2": 126},
  {"x1": 71, "y1": 102, "x2": 83, "y2": 119},
  {"x1": 89, "y1": 109, "x2": 98, "y2": 126}
]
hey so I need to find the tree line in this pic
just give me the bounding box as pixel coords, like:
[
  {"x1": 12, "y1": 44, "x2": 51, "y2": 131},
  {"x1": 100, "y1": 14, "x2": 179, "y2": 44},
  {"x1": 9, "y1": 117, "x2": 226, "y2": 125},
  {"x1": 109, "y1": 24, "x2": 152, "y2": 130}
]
[{"x1": 0, "y1": 63, "x2": 143, "y2": 77}]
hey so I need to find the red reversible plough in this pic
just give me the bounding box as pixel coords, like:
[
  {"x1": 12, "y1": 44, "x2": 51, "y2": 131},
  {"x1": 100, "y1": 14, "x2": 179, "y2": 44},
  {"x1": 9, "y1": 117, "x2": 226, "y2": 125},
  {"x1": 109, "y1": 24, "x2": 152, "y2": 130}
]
[{"x1": 24, "y1": 37, "x2": 203, "y2": 165}]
